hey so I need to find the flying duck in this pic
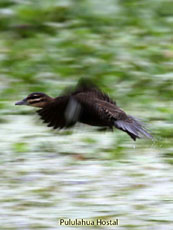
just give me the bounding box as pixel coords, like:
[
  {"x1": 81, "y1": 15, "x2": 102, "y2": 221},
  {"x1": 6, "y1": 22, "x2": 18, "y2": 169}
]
[{"x1": 15, "y1": 83, "x2": 152, "y2": 141}]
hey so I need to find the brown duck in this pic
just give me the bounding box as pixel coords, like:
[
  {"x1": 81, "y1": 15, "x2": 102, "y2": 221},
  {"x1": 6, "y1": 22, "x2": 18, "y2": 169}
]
[{"x1": 15, "y1": 84, "x2": 152, "y2": 141}]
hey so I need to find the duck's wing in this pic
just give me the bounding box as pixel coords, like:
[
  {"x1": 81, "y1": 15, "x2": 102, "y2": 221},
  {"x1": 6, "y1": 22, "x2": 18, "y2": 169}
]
[
  {"x1": 100, "y1": 102, "x2": 152, "y2": 141},
  {"x1": 72, "y1": 86, "x2": 117, "y2": 105},
  {"x1": 37, "y1": 96, "x2": 81, "y2": 129},
  {"x1": 62, "y1": 82, "x2": 117, "y2": 105},
  {"x1": 74, "y1": 94, "x2": 152, "y2": 141},
  {"x1": 74, "y1": 93, "x2": 123, "y2": 117}
]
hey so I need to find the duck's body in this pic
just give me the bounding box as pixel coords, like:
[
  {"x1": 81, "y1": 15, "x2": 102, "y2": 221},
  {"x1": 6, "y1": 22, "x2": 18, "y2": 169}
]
[{"x1": 15, "y1": 84, "x2": 152, "y2": 141}]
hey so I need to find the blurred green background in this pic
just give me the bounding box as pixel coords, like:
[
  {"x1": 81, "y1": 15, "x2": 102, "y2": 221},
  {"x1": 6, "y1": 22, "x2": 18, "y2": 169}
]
[{"x1": 0, "y1": 0, "x2": 173, "y2": 229}]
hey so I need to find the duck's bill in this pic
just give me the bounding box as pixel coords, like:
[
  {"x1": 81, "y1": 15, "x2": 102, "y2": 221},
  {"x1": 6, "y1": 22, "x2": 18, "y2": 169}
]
[{"x1": 15, "y1": 98, "x2": 27, "y2": 105}]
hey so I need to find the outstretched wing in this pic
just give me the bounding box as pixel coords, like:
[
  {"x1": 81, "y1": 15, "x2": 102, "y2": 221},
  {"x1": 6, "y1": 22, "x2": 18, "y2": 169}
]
[
  {"x1": 61, "y1": 81, "x2": 117, "y2": 106},
  {"x1": 74, "y1": 89, "x2": 116, "y2": 106},
  {"x1": 114, "y1": 116, "x2": 153, "y2": 141},
  {"x1": 74, "y1": 93, "x2": 125, "y2": 125},
  {"x1": 73, "y1": 86, "x2": 117, "y2": 105},
  {"x1": 98, "y1": 101, "x2": 152, "y2": 140},
  {"x1": 37, "y1": 96, "x2": 81, "y2": 129},
  {"x1": 74, "y1": 93, "x2": 152, "y2": 141}
]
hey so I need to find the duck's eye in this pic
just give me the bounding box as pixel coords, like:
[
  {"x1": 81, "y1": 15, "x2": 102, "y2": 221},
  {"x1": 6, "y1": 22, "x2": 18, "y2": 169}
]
[{"x1": 28, "y1": 98, "x2": 45, "y2": 105}]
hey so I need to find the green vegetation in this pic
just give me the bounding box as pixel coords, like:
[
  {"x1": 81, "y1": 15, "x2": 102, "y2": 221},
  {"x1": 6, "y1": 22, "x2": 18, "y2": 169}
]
[
  {"x1": 0, "y1": 0, "x2": 172, "y2": 98},
  {"x1": 1, "y1": 0, "x2": 172, "y2": 155},
  {"x1": 0, "y1": 1, "x2": 173, "y2": 229}
]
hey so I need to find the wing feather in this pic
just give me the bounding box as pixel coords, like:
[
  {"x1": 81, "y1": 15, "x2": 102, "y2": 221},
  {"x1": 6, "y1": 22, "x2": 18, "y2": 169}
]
[
  {"x1": 74, "y1": 94, "x2": 152, "y2": 141},
  {"x1": 37, "y1": 96, "x2": 77, "y2": 129},
  {"x1": 61, "y1": 82, "x2": 117, "y2": 105}
]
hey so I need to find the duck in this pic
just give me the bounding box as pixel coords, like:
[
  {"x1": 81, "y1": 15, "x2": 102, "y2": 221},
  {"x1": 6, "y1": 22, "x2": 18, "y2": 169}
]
[{"x1": 15, "y1": 83, "x2": 152, "y2": 141}]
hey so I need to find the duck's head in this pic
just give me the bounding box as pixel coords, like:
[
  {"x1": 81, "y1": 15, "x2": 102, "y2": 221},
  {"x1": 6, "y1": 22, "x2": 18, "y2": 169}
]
[{"x1": 15, "y1": 92, "x2": 52, "y2": 108}]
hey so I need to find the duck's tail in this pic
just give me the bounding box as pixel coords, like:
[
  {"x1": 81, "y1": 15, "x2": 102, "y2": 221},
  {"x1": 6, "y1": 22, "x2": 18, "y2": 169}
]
[{"x1": 114, "y1": 116, "x2": 153, "y2": 141}]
